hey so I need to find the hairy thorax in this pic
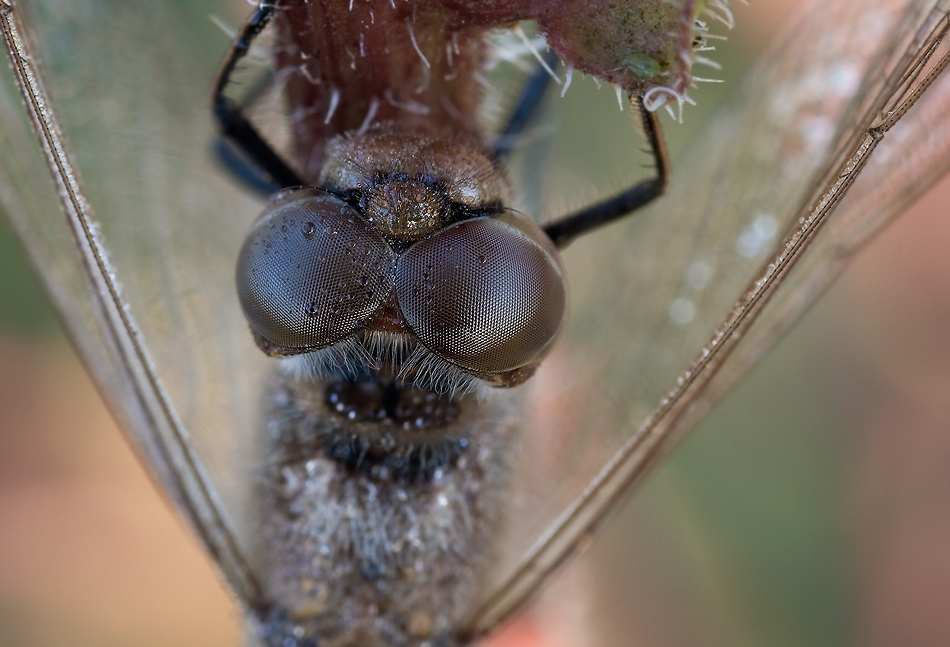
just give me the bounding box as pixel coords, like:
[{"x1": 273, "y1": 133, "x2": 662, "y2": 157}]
[{"x1": 256, "y1": 371, "x2": 522, "y2": 647}]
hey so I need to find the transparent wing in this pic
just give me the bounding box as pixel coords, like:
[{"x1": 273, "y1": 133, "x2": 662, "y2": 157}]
[
  {"x1": 471, "y1": 0, "x2": 950, "y2": 634},
  {"x1": 0, "y1": 0, "x2": 263, "y2": 606}
]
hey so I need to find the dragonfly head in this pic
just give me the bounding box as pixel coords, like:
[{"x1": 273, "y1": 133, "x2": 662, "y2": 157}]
[{"x1": 236, "y1": 135, "x2": 567, "y2": 393}]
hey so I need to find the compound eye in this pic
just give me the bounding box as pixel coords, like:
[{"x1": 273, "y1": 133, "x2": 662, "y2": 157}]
[
  {"x1": 236, "y1": 188, "x2": 395, "y2": 352},
  {"x1": 395, "y1": 212, "x2": 566, "y2": 374}
]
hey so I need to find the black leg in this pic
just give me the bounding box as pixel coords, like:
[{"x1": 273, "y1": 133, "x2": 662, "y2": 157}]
[
  {"x1": 212, "y1": 2, "x2": 304, "y2": 189},
  {"x1": 542, "y1": 96, "x2": 669, "y2": 248},
  {"x1": 492, "y1": 49, "x2": 561, "y2": 163},
  {"x1": 212, "y1": 137, "x2": 283, "y2": 196}
]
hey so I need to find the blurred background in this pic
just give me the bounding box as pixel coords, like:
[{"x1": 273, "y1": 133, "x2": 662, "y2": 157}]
[{"x1": 1, "y1": 1, "x2": 949, "y2": 646}]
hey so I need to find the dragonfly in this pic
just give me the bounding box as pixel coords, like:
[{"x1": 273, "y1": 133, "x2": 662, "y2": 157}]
[{"x1": 1, "y1": 0, "x2": 950, "y2": 645}]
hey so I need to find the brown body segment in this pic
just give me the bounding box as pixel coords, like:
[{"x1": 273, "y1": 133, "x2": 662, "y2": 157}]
[
  {"x1": 248, "y1": 1, "x2": 691, "y2": 645},
  {"x1": 257, "y1": 374, "x2": 522, "y2": 646},
  {"x1": 273, "y1": 0, "x2": 490, "y2": 179},
  {"x1": 255, "y1": 4, "x2": 533, "y2": 645},
  {"x1": 273, "y1": 0, "x2": 695, "y2": 179}
]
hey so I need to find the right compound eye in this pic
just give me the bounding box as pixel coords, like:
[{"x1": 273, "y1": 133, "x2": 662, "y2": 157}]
[{"x1": 236, "y1": 188, "x2": 396, "y2": 353}]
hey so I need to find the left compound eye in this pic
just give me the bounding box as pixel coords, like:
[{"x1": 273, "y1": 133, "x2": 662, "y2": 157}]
[
  {"x1": 395, "y1": 212, "x2": 566, "y2": 374},
  {"x1": 236, "y1": 188, "x2": 396, "y2": 353}
]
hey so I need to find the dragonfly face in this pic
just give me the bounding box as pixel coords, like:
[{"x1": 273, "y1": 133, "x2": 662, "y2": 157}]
[{"x1": 1, "y1": 0, "x2": 950, "y2": 644}]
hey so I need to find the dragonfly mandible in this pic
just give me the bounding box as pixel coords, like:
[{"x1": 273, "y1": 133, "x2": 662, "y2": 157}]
[{"x1": 1, "y1": 0, "x2": 950, "y2": 645}]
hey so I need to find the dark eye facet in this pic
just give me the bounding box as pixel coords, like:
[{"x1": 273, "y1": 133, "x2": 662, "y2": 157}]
[
  {"x1": 236, "y1": 188, "x2": 396, "y2": 352},
  {"x1": 395, "y1": 212, "x2": 566, "y2": 374}
]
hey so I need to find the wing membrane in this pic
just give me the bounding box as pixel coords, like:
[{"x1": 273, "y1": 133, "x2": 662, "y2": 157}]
[
  {"x1": 0, "y1": 0, "x2": 262, "y2": 606},
  {"x1": 467, "y1": 0, "x2": 950, "y2": 634}
]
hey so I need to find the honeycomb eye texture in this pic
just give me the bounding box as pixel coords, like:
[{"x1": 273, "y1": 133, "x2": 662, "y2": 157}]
[
  {"x1": 236, "y1": 188, "x2": 396, "y2": 352},
  {"x1": 395, "y1": 212, "x2": 566, "y2": 374}
]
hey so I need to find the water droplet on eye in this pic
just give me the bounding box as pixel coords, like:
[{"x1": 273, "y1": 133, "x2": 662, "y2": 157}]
[
  {"x1": 281, "y1": 224, "x2": 288, "y2": 233},
  {"x1": 305, "y1": 302, "x2": 320, "y2": 317},
  {"x1": 357, "y1": 276, "x2": 369, "y2": 286},
  {"x1": 338, "y1": 280, "x2": 347, "y2": 288},
  {"x1": 477, "y1": 255, "x2": 486, "y2": 265},
  {"x1": 364, "y1": 292, "x2": 373, "y2": 300},
  {"x1": 302, "y1": 221, "x2": 316, "y2": 238}
]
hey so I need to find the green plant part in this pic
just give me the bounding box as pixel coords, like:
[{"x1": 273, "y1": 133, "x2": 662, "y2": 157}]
[
  {"x1": 623, "y1": 52, "x2": 663, "y2": 79},
  {"x1": 536, "y1": 0, "x2": 733, "y2": 112}
]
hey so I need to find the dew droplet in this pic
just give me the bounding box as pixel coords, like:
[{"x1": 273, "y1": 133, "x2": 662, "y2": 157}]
[{"x1": 668, "y1": 297, "x2": 695, "y2": 325}]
